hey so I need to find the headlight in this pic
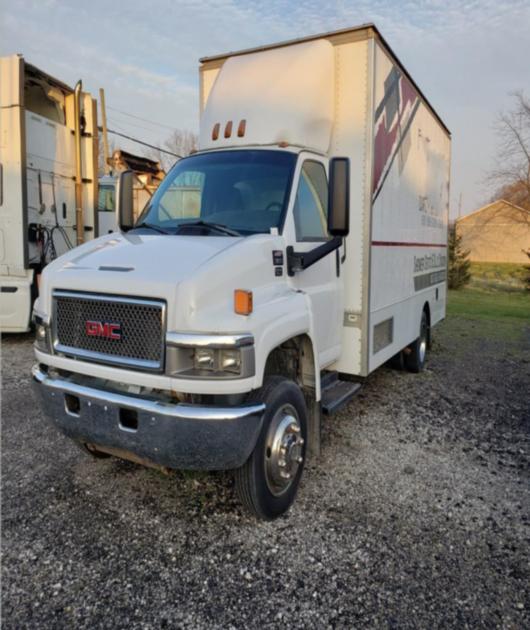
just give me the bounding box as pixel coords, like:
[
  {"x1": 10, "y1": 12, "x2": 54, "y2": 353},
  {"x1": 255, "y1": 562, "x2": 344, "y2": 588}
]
[
  {"x1": 194, "y1": 348, "x2": 216, "y2": 371},
  {"x1": 192, "y1": 347, "x2": 242, "y2": 375},
  {"x1": 33, "y1": 314, "x2": 51, "y2": 353},
  {"x1": 166, "y1": 333, "x2": 255, "y2": 379},
  {"x1": 219, "y1": 349, "x2": 241, "y2": 374}
]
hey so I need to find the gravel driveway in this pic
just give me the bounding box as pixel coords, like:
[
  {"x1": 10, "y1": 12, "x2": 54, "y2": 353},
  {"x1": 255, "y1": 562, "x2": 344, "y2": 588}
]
[{"x1": 2, "y1": 316, "x2": 529, "y2": 628}]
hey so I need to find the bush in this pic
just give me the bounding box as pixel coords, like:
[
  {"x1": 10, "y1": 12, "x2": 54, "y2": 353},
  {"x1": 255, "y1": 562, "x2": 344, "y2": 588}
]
[{"x1": 448, "y1": 225, "x2": 471, "y2": 289}]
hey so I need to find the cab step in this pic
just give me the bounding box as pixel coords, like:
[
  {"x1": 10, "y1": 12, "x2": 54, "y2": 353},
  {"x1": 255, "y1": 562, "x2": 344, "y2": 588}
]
[{"x1": 321, "y1": 371, "x2": 361, "y2": 415}]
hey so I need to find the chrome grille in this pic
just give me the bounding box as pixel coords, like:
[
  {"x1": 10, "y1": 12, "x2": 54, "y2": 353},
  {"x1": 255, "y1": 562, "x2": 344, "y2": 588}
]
[{"x1": 52, "y1": 291, "x2": 165, "y2": 371}]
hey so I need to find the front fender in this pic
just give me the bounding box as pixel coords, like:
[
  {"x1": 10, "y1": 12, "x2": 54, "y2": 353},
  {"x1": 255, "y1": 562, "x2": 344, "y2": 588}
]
[{"x1": 251, "y1": 291, "x2": 321, "y2": 399}]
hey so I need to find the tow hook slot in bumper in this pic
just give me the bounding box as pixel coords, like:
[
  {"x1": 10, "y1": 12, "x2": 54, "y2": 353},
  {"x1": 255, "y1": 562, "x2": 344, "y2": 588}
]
[{"x1": 32, "y1": 364, "x2": 265, "y2": 471}]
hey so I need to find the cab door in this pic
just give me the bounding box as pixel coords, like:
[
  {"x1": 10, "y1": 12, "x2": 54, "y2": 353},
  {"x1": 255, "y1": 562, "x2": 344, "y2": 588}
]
[{"x1": 284, "y1": 154, "x2": 343, "y2": 366}]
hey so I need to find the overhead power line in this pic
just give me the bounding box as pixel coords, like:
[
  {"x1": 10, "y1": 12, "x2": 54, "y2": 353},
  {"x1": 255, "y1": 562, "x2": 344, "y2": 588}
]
[
  {"x1": 107, "y1": 105, "x2": 178, "y2": 131},
  {"x1": 99, "y1": 126, "x2": 182, "y2": 158},
  {"x1": 108, "y1": 115, "x2": 166, "y2": 136}
]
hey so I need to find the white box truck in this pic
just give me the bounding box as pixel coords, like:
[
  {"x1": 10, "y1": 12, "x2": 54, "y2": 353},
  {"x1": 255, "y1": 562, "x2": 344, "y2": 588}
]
[
  {"x1": 32, "y1": 24, "x2": 450, "y2": 519},
  {"x1": 0, "y1": 55, "x2": 98, "y2": 332}
]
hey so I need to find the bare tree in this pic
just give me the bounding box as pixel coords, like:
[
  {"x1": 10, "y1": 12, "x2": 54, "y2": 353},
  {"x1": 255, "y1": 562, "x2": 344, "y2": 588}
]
[
  {"x1": 150, "y1": 129, "x2": 198, "y2": 172},
  {"x1": 488, "y1": 91, "x2": 530, "y2": 211}
]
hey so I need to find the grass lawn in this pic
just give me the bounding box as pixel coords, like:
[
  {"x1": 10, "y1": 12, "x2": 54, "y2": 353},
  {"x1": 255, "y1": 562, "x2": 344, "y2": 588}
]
[
  {"x1": 448, "y1": 261, "x2": 529, "y2": 322},
  {"x1": 446, "y1": 263, "x2": 529, "y2": 346},
  {"x1": 445, "y1": 286, "x2": 529, "y2": 349},
  {"x1": 447, "y1": 288, "x2": 530, "y2": 321}
]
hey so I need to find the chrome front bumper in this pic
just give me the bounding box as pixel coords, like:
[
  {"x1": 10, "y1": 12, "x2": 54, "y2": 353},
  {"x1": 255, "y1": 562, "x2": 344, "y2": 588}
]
[{"x1": 32, "y1": 365, "x2": 265, "y2": 470}]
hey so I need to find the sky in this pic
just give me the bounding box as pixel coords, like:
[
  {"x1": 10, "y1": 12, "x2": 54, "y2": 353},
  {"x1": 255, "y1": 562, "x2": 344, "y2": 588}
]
[{"x1": 2, "y1": 0, "x2": 529, "y2": 217}]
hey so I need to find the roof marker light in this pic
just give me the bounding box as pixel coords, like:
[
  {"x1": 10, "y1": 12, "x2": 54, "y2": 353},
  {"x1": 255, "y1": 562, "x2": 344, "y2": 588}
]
[
  {"x1": 212, "y1": 123, "x2": 220, "y2": 140},
  {"x1": 237, "y1": 119, "x2": 246, "y2": 137},
  {"x1": 224, "y1": 121, "x2": 233, "y2": 138}
]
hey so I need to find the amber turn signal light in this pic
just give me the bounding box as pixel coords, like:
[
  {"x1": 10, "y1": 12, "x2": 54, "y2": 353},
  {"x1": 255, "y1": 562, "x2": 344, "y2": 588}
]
[{"x1": 234, "y1": 289, "x2": 253, "y2": 315}]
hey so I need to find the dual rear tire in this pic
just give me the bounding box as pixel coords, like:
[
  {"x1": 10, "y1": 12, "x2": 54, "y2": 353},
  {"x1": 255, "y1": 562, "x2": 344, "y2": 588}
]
[
  {"x1": 404, "y1": 310, "x2": 429, "y2": 373},
  {"x1": 390, "y1": 309, "x2": 430, "y2": 373}
]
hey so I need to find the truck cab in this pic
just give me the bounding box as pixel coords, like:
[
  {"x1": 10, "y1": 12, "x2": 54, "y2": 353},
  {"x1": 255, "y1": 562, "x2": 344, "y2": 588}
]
[
  {"x1": 32, "y1": 143, "x2": 350, "y2": 519},
  {"x1": 32, "y1": 25, "x2": 450, "y2": 519}
]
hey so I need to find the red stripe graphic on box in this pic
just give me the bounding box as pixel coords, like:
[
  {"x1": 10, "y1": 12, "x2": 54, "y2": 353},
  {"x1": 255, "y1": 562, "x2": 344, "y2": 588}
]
[
  {"x1": 372, "y1": 241, "x2": 447, "y2": 248},
  {"x1": 373, "y1": 67, "x2": 419, "y2": 201}
]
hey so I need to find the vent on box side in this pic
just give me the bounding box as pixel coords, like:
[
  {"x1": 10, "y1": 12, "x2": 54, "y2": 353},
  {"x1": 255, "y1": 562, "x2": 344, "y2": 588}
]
[{"x1": 373, "y1": 317, "x2": 393, "y2": 354}]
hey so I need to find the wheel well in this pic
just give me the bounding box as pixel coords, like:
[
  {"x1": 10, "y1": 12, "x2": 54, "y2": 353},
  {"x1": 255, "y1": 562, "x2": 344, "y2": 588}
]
[
  {"x1": 263, "y1": 334, "x2": 316, "y2": 390},
  {"x1": 423, "y1": 301, "x2": 432, "y2": 346},
  {"x1": 423, "y1": 301, "x2": 431, "y2": 324}
]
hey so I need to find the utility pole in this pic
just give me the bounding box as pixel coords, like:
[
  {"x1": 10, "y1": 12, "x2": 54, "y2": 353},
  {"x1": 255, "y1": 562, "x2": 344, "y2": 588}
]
[
  {"x1": 74, "y1": 80, "x2": 84, "y2": 245},
  {"x1": 99, "y1": 88, "x2": 111, "y2": 175}
]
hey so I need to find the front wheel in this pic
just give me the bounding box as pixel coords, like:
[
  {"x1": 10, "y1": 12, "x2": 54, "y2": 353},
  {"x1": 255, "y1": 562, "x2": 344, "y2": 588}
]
[
  {"x1": 234, "y1": 376, "x2": 307, "y2": 520},
  {"x1": 404, "y1": 310, "x2": 429, "y2": 373}
]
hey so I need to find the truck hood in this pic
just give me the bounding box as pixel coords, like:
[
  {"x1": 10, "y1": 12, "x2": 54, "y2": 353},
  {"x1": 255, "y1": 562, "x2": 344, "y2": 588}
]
[
  {"x1": 38, "y1": 230, "x2": 289, "y2": 335},
  {"x1": 42, "y1": 232, "x2": 242, "y2": 299}
]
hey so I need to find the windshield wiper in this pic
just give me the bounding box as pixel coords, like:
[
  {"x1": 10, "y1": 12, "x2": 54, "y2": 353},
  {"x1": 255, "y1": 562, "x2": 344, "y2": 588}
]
[
  {"x1": 179, "y1": 221, "x2": 242, "y2": 236},
  {"x1": 135, "y1": 222, "x2": 171, "y2": 235}
]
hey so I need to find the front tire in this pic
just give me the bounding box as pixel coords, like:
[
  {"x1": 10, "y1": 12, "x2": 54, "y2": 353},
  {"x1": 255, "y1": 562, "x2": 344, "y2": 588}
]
[
  {"x1": 235, "y1": 376, "x2": 307, "y2": 520},
  {"x1": 404, "y1": 310, "x2": 429, "y2": 373}
]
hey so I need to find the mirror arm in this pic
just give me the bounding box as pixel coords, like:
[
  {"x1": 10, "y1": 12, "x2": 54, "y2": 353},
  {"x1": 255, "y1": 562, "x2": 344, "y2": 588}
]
[
  {"x1": 116, "y1": 170, "x2": 135, "y2": 232},
  {"x1": 287, "y1": 236, "x2": 342, "y2": 276}
]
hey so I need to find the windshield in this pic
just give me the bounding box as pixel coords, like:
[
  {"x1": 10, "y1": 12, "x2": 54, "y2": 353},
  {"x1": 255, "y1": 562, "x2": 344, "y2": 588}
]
[{"x1": 135, "y1": 150, "x2": 297, "y2": 235}]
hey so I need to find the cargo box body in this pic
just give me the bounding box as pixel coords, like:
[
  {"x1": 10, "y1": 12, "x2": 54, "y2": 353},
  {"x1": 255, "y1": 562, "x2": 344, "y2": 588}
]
[{"x1": 199, "y1": 25, "x2": 450, "y2": 377}]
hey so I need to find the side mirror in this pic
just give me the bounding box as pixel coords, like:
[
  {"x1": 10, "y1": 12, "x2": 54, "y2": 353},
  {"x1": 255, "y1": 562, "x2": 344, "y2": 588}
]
[
  {"x1": 116, "y1": 170, "x2": 134, "y2": 231},
  {"x1": 327, "y1": 157, "x2": 350, "y2": 237}
]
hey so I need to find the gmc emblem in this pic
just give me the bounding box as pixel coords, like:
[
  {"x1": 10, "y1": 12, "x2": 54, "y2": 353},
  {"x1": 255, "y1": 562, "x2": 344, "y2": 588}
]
[{"x1": 85, "y1": 320, "x2": 122, "y2": 340}]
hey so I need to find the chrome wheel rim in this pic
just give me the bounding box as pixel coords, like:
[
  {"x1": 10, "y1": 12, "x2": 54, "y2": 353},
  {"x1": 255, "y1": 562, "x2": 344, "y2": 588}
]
[
  {"x1": 419, "y1": 321, "x2": 427, "y2": 364},
  {"x1": 264, "y1": 404, "x2": 304, "y2": 496},
  {"x1": 419, "y1": 338, "x2": 427, "y2": 363}
]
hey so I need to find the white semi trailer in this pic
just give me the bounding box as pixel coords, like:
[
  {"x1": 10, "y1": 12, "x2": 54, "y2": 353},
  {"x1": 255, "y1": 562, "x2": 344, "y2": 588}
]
[
  {"x1": 98, "y1": 150, "x2": 166, "y2": 235},
  {"x1": 0, "y1": 55, "x2": 98, "y2": 332},
  {"x1": 32, "y1": 25, "x2": 450, "y2": 519}
]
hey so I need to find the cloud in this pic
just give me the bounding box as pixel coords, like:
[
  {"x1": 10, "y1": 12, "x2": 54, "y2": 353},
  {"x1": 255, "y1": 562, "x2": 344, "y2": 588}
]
[{"x1": 1, "y1": 0, "x2": 529, "y2": 214}]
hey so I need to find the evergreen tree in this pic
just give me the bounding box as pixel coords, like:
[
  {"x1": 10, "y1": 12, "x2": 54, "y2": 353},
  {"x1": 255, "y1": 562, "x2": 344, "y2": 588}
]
[
  {"x1": 523, "y1": 248, "x2": 530, "y2": 291},
  {"x1": 448, "y1": 224, "x2": 471, "y2": 289}
]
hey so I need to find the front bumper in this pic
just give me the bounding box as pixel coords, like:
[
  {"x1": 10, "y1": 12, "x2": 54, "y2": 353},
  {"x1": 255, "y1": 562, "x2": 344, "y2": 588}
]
[{"x1": 32, "y1": 365, "x2": 264, "y2": 471}]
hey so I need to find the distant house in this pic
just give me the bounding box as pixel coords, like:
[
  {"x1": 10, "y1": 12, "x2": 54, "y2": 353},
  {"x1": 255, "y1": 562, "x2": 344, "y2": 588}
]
[{"x1": 456, "y1": 200, "x2": 530, "y2": 264}]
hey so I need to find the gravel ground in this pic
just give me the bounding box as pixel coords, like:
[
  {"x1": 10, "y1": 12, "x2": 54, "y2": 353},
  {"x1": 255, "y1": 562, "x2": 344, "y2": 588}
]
[{"x1": 2, "y1": 316, "x2": 529, "y2": 629}]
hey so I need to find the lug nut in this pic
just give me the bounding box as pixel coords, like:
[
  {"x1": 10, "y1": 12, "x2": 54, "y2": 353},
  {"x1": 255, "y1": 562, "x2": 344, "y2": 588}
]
[
  {"x1": 278, "y1": 459, "x2": 286, "y2": 468},
  {"x1": 296, "y1": 456, "x2": 303, "y2": 463}
]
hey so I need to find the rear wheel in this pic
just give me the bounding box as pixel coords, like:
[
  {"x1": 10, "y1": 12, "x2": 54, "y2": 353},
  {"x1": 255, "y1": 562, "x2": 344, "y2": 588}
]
[
  {"x1": 235, "y1": 376, "x2": 307, "y2": 520},
  {"x1": 404, "y1": 310, "x2": 429, "y2": 373}
]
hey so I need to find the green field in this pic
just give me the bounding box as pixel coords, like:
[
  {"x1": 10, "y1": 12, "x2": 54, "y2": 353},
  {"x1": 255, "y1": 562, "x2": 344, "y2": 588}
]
[
  {"x1": 446, "y1": 263, "x2": 529, "y2": 345},
  {"x1": 468, "y1": 262, "x2": 528, "y2": 292},
  {"x1": 447, "y1": 288, "x2": 530, "y2": 321}
]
